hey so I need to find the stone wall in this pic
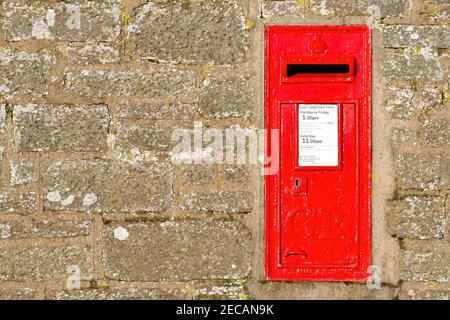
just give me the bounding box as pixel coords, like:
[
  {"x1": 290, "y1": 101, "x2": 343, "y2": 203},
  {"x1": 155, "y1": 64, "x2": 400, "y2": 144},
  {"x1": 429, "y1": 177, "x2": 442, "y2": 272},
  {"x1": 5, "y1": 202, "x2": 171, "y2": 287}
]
[{"x1": 0, "y1": 0, "x2": 448, "y2": 300}]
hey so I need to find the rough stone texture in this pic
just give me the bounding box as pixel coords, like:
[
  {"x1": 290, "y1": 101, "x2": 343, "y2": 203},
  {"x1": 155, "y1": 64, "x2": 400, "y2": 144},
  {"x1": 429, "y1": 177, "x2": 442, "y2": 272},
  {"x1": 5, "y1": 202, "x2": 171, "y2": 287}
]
[
  {"x1": 193, "y1": 283, "x2": 247, "y2": 300},
  {"x1": 387, "y1": 196, "x2": 446, "y2": 239},
  {"x1": 0, "y1": 104, "x2": 6, "y2": 159},
  {"x1": 420, "y1": 1, "x2": 450, "y2": 25},
  {"x1": 224, "y1": 165, "x2": 249, "y2": 183},
  {"x1": 176, "y1": 165, "x2": 249, "y2": 186},
  {"x1": 261, "y1": 1, "x2": 306, "y2": 18},
  {"x1": 181, "y1": 191, "x2": 253, "y2": 213},
  {"x1": 383, "y1": 48, "x2": 444, "y2": 82},
  {"x1": 394, "y1": 153, "x2": 449, "y2": 190},
  {"x1": 117, "y1": 103, "x2": 194, "y2": 120},
  {"x1": 64, "y1": 66, "x2": 198, "y2": 99},
  {"x1": 440, "y1": 50, "x2": 450, "y2": 77},
  {"x1": 199, "y1": 65, "x2": 255, "y2": 118},
  {"x1": 2, "y1": 0, "x2": 121, "y2": 42},
  {"x1": 384, "y1": 83, "x2": 443, "y2": 120},
  {"x1": 0, "y1": 288, "x2": 35, "y2": 300},
  {"x1": 310, "y1": 0, "x2": 410, "y2": 18},
  {"x1": 0, "y1": 191, "x2": 38, "y2": 215},
  {"x1": 178, "y1": 165, "x2": 215, "y2": 186},
  {"x1": 10, "y1": 160, "x2": 39, "y2": 186},
  {"x1": 247, "y1": 280, "x2": 398, "y2": 300},
  {"x1": 128, "y1": 0, "x2": 248, "y2": 64},
  {"x1": 383, "y1": 25, "x2": 450, "y2": 48},
  {"x1": 60, "y1": 43, "x2": 121, "y2": 65},
  {"x1": 48, "y1": 287, "x2": 187, "y2": 300},
  {"x1": 0, "y1": 104, "x2": 6, "y2": 156},
  {"x1": 0, "y1": 245, "x2": 93, "y2": 281},
  {"x1": 384, "y1": 82, "x2": 415, "y2": 119},
  {"x1": 0, "y1": 219, "x2": 91, "y2": 239},
  {"x1": 401, "y1": 240, "x2": 450, "y2": 283},
  {"x1": 391, "y1": 127, "x2": 417, "y2": 146},
  {"x1": 414, "y1": 86, "x2": 443, "y2": 115},
  {"x1": 43, "y1": 160, "x2": 173, "y2": 213},
  {"x1": 419, "y1": 118, "x2": 450, "y2": 148},
  {"x1": 102, "y1": 220, "x2": 252, "y2": 281},
  {"x1": 114, "y1": 125, "x2": 176, "y2": 161},
  {"x1": 399, "y1": 283, "x2": 450, "y2": 300},
  {"x1": 0, "y1": 49, "x2": 55, "y2": 95},
  {"x1": 13, "y1": 104, "x2": 110, "y2": 153}
]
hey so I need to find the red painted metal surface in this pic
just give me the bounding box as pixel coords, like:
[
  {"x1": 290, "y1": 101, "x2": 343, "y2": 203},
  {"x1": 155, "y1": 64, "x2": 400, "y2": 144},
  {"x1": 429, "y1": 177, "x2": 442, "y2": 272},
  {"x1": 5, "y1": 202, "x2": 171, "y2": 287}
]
[{"x1": 265, "y1": 26, "x2": 371, "y2": 281}]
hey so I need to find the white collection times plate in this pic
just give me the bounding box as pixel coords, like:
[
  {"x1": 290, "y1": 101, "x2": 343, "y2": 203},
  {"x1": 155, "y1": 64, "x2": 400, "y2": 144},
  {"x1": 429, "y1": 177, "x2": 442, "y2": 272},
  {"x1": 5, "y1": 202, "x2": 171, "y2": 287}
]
[{"x1": 298, "y1": 104, "x2": 339, "y2": 167}]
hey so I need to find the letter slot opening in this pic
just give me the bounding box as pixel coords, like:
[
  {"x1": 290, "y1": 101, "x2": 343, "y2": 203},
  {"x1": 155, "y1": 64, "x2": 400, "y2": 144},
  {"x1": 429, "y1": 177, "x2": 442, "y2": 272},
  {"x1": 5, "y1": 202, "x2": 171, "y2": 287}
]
[
  {"x1": 281, "y1": 57, "x2": 355, "y2": 83},
  {"x1": 287, "y1": 64, "x2": 350, "y2": 77}
]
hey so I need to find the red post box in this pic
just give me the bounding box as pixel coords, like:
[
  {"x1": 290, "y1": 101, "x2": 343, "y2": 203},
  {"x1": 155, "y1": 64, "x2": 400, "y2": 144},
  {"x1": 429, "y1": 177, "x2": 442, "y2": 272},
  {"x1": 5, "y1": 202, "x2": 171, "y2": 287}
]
[{"x1": 265, "y1": 26, "x2": 371, "y2": 281}]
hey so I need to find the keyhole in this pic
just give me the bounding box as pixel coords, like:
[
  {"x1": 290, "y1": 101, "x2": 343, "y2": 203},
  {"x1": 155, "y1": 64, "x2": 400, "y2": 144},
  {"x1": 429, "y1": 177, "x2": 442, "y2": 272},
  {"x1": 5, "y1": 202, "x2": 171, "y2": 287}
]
[{"x1": 295, "y1": 179, "x2": 299, "y2": 187}]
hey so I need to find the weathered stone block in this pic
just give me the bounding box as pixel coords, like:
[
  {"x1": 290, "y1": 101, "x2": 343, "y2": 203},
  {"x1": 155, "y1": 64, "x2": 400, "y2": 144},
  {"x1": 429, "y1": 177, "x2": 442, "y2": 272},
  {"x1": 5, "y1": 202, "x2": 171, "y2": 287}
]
[
  {"x1": 0, "y1": 245, "x2": 93, "y2": 281},
  {"x1": 383, "y1": 49, "x2": 444, "y2": 82},
  {"x1": 102, "y1": 220, "x2": 252, "y2": 281},
  {"x1": 115, "y1": 125, "x2": 176, "y2": 162},
  {"x1": 414, "y1": 86, "x2": 443, "y2": 114},
  {"x1": 261, "y1": 1, "x2": 306, "y2": 18},
  {"x1": 48, "y1": 287, "x2": 187, "y2": 300},
  {"x1": 2, "y1": 1, "x2": 121, "y2": 41},
  {"x1": 128, "y1": 0, "x2": 248, "y2": 64},
  {"x1": 0, "y1": 191, "x2": 38, "y2": 215},
  {"x1": 419, "y1": 118, "x2": 450, "y2": 148},
  {"x1": 177, "y1": 165, "x2": 215, "y2": 186},
  {"x1": 383, "y1": 25, "x2": 450, "y2": 48},
  {"x1": 247, "y1": 280, "x2": 397, "y2": 300},
  {"x1": 117, "y1": 103, "x2": 194, "y2": 120},
  {"x1": 13, "y1": 104, "x2": 110, "y2": 153},
  {"x1": 391, "y1": 127, "x2": 417, "y2": 146},
  {"x1": 413, "y1": 85, "x2": 442, "y2": 109},
  {"x1": 60, "y1": 43, "x2": 121, "y2": 65},
  {"x1": 420, "y1": 1, "x2": 450, "y2": 25},
  {"x1": 384, "y1": 82, "x2": 415, "y2": 119},
  {"x1": 310, "y1": 0, "x2": 410, "y2": 18},
  {"x1": 10, "y1": 160, "x2": 39, "y2": 186},
  {"x1": 193, "y1": 283, "x2": 247, "y2": 300},
  {"x1": 43, "y1": 160, "x2": 173, "y2": 213},
  {"x1": 384, "y1": 83, "x2": 442, "y2": 120},
  {"x1": 176, "y1": 165, "x2": 249, "y2": 186},
  {"x1": 0, "y1": 219, "x2": 91, "y2": 239},
  {"x1": 64, "y1": 66, "x2": 198, "y2": 99},
  {"x1": 181, "y1": 191, "x2": 253, "y2": 213},
  {"x1": 0, "y1": 288, "x2": 35, "y2": 300},
  {"x1": 224, "y1": 165, "x2": 249, "y2": 183},
  {"x1": 399, "y1": 283, "x2": 450, "y2": 300},
  {"x1": 401, "y1": 240, "x2": 450, "y2": 282},
  {"x1": 395, "y1": 153, "x2": 449, "y2": 190},
  {"x1": 387, "y1": 196, "x2": 446, "y2": 239},
  {"x1": 199, "y1": 66, "x2": 255, "y2": 118},
  {"x1": 0, "y1": 49, "x2": 55, "y2": 95}
]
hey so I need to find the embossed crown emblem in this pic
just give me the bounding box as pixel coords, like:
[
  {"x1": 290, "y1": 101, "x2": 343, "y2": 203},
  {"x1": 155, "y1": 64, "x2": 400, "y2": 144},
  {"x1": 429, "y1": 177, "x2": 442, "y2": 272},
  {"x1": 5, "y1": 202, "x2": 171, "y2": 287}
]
[{"x1": 308, "y1": 36, "x2": 328, "y2": 54}]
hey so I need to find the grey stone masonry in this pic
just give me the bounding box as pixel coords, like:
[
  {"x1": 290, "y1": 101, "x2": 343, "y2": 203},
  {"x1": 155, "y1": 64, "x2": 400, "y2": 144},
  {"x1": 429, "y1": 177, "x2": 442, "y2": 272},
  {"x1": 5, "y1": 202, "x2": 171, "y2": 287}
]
[
  {"x1": 2, "y1": 1, "x2": 121, "y2": 42},
  {"x1": 128, "y1": 0, "x2": 249, "y2": 64},
  {"x1": 102, "y1": 220, "x2": 252, "y2": 281},
  {"x1": 0, "y1": 245, "x2": 93, "y2": 281},
  {"x1": 13, "y1": 105, "x2": 110, "y2": 153},
  {"x1": 43, "y1": 160, "x2": 173, "y2": 213}
]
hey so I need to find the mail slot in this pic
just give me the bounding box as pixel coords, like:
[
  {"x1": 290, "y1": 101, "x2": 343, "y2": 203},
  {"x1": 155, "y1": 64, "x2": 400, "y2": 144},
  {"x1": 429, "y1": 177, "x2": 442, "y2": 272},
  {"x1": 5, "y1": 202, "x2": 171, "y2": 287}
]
[{"x1": 265, "y1": 26, "x2": 371, "y2": 281}]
